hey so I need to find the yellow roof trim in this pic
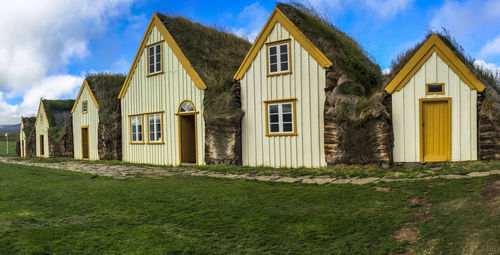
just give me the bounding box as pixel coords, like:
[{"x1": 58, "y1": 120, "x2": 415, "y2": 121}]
[
  {"x1": 233, "y1": 7, "x2": 333, "y2": 80},
  {"x1": 385, "y1": 34, "x2": 486, "y2": 94},
  {"x1": 118, "y1": 13, "x2": 206, "y2": 99},
  {"x1": 71, "y1": 79, "x2": 99, "y2": 113},
  {"x1": 34, "y1": 99, "x2": 48, "y2": 128}
]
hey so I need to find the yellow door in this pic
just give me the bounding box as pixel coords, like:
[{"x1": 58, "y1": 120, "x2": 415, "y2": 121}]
[{"x1": 420, "y1": 98, "x2": 451, "y2": 162}]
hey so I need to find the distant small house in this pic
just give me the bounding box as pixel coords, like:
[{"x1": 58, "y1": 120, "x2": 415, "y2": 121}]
[
  {"x1": 385, "y1": 34, "x2": 486, "y2": 162},
  {"x1": 71, "y1": 74, "x2": 125, "y2": 160},
  {"x1": 34, "y1": 99, "x2": 75, "y2": 158},
  {"x1": 118, "y1": 12, "x2": 250, "y2": 165},
  {"x1": 19, "y1": 116, "x2": 35, "y2": 157},
  {"x1": 234, "y1": 3, "x2": 384, "y2": 168}
]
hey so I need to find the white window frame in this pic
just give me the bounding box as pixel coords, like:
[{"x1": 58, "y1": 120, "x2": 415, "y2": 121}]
[
  {"x1": 267, "y1": 40, "x2": 291, "y2": 76},
  {"x1": 147, "y1": 42, "x2": 162, "y2": 75},
  {"x1": 265, "y1": 99, "x2": 296, "y2": 136},
  {"x1": 147, "y1": 112, "x2": 164, "y2": 144},
  {"x1": 130, "y1": 115, "x2": 144, "y2": 143}
]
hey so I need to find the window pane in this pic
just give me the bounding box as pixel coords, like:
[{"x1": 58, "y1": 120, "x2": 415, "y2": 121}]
[
  {"x1": 156, "y1": 63, "x2": 161, "y2": 72},
  {"x1": 156, "y1": 131, "x2": 161, "y2": 141},
  {"x1": 270, "y1": 55, "x2": 277, "y2": 64},
  {"x1": 149, "y1": 55, "x2": 154, "y2": 65},
  {"x1": 428, "y1": 84, "x2": 443, "y2": 92},
  {"x1": 282, "y1": 103, "x2": 292, "y2": 113},
  {"x1": 150, "y1": 65, "x2": 154, "y2": 74},
  {"x1": 270, "y1": 114, "x2": 279, "y2": 123},
  {"x1": 281, "y1": 62, "x2": 288, "y2": 71},
  {"x1": 270, "y1": 124, "x2": 280, "y2": 132},
  {"x1": 280, "y1": 44, "x2": 288, "y2": 53},
  {"x1": 156, "y1": 45, "x2": 161, "y2": 53},
  {"x1": 156, "y1": 123, "x2": 161, "y2": 132},
  {"x1": 138, "y1": 133, "x2": 142, "y2": 141},
  {"x1": 283, "y1": 123, "x2": 293, "y2": 132},
  {"x1": 280, "y1": 53, "x2": 288, "y2": 62},
  {"x1": 269, "y1": 46, "x2": 277, "y2": 55},
  {"x1": 149, "y1": 47, "x2": 154, "y2": 55},
  {"x1": 269, "y1": 105, "x2": 279, "y2": 114},
  {"x1": 270, "y1": 64, "x2": 278, "y2": 73},
  {"x1": 283, "y1": 113, "x2": 292, "y2": 122}
]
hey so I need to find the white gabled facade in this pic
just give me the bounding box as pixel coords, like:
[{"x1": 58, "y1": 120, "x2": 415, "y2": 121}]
[
  {"x1": 72, "y1": 80, "x2": 100, "y2": 160},
  {"x1": 234, "y1": 8, "x2": 333, "y2": 168},
  {"x1": 119, "y1": 14, "x2": 205, "y2": 166},
  {"x1": 35, "y1": 100, "x2": 49, "y2": 158},
  {"x1": 19, "y1": 118, "x2": 26, "y2": 157}
]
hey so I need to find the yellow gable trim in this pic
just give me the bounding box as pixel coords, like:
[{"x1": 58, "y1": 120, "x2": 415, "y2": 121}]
[
  {"x1": 385, "y1": 34, "x2": 486, "y2": 94},
  {"x1": 34, "y1": 99, "x2": 49, "y2": 128},
  {"x1": 118, "y1": 13, "x2": 206, "y2": 99},
  {"x1": 71, "y1": 79, "x2": 99, "y2": 113},
  {"x1": 233, "y1": 7, "x2": 333, "y2": 80}
]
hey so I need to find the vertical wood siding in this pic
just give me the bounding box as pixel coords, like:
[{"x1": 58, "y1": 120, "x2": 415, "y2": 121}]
[
  {"x1": 35, "y1": 104, "x2": 49, "y2": 158},
  {"x1": 121, "y1": 26, "x2": 205, "y2": 165},
  {"x1": 392, "y1": 52, "x2": 478, "y2": 162},
  {"x1": 241, "y1": 22, "x2": 326, "y2": 168},
  {"x1": 19, "y1": 122, "x2": 25, "y2": 157},
  {"x1": 72, "y1": 87, "x2": 100, "y2": 160}
]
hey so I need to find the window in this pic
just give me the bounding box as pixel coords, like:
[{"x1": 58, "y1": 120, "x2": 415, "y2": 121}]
[
  {"x1": 179, "y1": 101, "x2": 195, "y2": 113},
  {"x1": 82, "y1": 100, "x2": 88, "y2": 113},
  {"x1": 148, "y1": 112, "x2": 163, "y2": 143},
  {"x1": 130, "y1": 115, "x2": 143, "y2": 143},
  {"x1": 148, "y1": 43, "x2": 162, "y2": 75},
  {"x1": 265, "y1": 99, "x2": 297, "y2": 136},
  {"x1": 267, "y1": 40, "x2": 291, "y2": 76},
  {"x1": 426, "y1": 83, "x2": 445, "y2": 95}
]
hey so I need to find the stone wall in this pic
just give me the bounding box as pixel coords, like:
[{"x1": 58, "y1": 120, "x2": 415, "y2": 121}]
[
  {"x1": 478, "y1": 87, "x2": 500, "y2": 160},
  {"x1": 50, "y1": 118, "x2": 74, "y2": 158},
  {"x1": 204, "y1": 81, "x2": 243, "y2": 165},
  {"x1": 25, "y1": 133, "x2": 36, "y2": 157},
  {"x1": 98, "y1": 112, "x2": 122, "y2": 160},
  {"x1": 324, "y1": 69, "x2": 393, "y2": 165}
]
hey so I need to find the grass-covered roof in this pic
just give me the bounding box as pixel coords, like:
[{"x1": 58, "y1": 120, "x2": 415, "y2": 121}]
[
  {"x1": 156, "y1": 13, "x2": 252, "y2": 109},
  {"x1": 277, "y1": 2, "x2": 383, "y2": 95},
  {"x1": 386, "y1": 31, "x2": 499, "y2": 94},
  {"x1": 42, "y1": 99, "x2": 75, "y2": 128},
  {"x1": 86, "y1": 73, "x2": 126, "y2": 120},
  {"x1": 22, "y1": 117, "x2": 36, "y2": 139}
]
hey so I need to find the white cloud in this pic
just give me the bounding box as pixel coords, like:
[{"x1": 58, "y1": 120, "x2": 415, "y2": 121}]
[
  {"x1": 474, "y1": 59, "x2": 500, "y2": 76},
  {"x1": 0, "y1": 0, "x2": 136, "y2": 124},
  {"x1": 479, "y1": 36, "x2": 500, "y2": 58},
  {"x1": 231, "y1": 2, "x2": 270, "y2": 42},
  {"x1": 430, "y1": 0, "x2": 500, "y2": 40},
  {"x1": 382, "y1": 68, "x2": 391, "y2": 75}
]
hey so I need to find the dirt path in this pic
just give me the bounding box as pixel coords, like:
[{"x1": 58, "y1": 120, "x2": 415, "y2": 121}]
[{"x1": 1, "y1": 157, "x2": 499, "y2": 185}]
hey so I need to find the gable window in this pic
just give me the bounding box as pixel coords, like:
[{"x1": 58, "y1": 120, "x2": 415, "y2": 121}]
[
  {"x1": 82, "y1": 100, "x2": 88, "y2": 113},
  {"x1": 265, "y1": 99, "x2": 297, "y2": 136},
  {"x1": 147, "y1": 42, "x2": 162, "y2": 75},
  {"x1": 148, "y1": 112, "x2": 163, "y2": 143},
  {"x1": 426, "y1": 83, "x2": 445, "y2": 95},
  {"x1": 267, "y1": 39, "x2": 291, "y2": 76},
  {"x1": 130, "y1": 115, "x2": 144, "y2": 143}
]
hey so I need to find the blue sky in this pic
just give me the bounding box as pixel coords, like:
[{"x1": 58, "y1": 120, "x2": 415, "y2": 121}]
[{"x1": 0, "y1": 0, "x2": 499, "y2": 124}]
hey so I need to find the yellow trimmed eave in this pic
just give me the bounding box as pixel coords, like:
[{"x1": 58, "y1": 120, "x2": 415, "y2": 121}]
[
  {"x1": 71, "y1": 79, "x2": 99, "y2": 113},
  {"x1": 385, "y1": 34, "x2": 486, "y2": 94},
  {"x1": 34, "y1": 99, "x2": 48, "y2": 128},
  {"x1": 118, "y1": 13, "x2": 206, "y2": 99},
  {"x1": 233, "y1": 7, "x2": 333, "y2": 80}
]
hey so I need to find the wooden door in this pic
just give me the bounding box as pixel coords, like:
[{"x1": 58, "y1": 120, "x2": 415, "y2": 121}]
[
  {"x1": 180, "y1": 115, "x2": 196, "y2": 163},
  {"x1": 420, "y1": 98, "x2": 451, "y2": 162},
  {"x1": 81, "y1": 127, "x2": 89, "y2": 159},
  {"x1": 40, "y1": 135, "x2": 44, "y2": 156},
  {"x1": 22, "y1": 140, "x2": 25, "y2": 157}
]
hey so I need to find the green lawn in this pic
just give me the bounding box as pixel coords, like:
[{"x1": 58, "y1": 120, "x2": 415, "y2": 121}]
[
  {"x1": 0, "y1": 162, "x2": 498, "y2": 254},
  {"x1": 0, "y1": 140, "x2": 17, "y2": 156}
]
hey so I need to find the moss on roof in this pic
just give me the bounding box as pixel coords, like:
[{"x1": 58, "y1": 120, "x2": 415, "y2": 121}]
[
  {"x1": 277, "y1": 2, "x2": 383, "y2": 95},
  {"x1": 42, "y1": 99, "x2": 74, "y2": 142},
  {"x1": 22, "y1": 117, "x2": 36, "y2": 140},
  {"x1": 156, "y1": 13, "x2": 252, "y2": 110},
  {"x1": 386, "y1": 30, "x2": 499, "y2": 94},
  {"x1": 86, "y1": 73, "x2": 126, "y2": 120}
]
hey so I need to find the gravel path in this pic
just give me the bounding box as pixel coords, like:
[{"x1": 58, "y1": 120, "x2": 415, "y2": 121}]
[{"x1": 1, "y1": 157, "x2": 499, "y2": 185}]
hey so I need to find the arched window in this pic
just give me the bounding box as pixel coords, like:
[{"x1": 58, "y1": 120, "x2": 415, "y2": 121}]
[{"x1": 179, "y1": 101, "x2": 195, "y2": 113}]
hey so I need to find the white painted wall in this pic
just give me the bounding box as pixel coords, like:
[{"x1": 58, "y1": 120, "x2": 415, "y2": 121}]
[
  {"x1": 35, "y1": 104, "x2": 49, "y2": 158},
  {"x1": 240, "y1": 22, "x2": 327, "y2": 168},
  {"x1": 121, "y1": 26, "x2": 205, "y2": 165},
  {"x1": 392, "y1": 52, "x2": 478, "y2": 162},
  {"x1": 72, "y1": 87, "x2": 99, "y2": 160},
  {"x1": 19, "y1": 120, "x2": 25, "y2": 157}
]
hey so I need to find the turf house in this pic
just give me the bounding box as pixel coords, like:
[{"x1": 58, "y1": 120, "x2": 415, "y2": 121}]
[
  {"x1": 234, "y1": 3, "x2": 388, "y2": 168},
  {"x1": 72, "y1": 74, "x2": 125, "y2": 160},
  {"x1": 18, "y1": 116, "x2": 35, "y2": 157},
  {"x1": 118, "y1": 12, "x2": 251, "y2": 165},
  {"x1": 386, "y1": 33, "x2": 500, "y2": 162},
  {"x1": 34, "y1": 99, "x2": 75, "y2": 158}
]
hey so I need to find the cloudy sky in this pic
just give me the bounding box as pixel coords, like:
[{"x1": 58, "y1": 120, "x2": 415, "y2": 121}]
[{"x1": 0, "y1": 0, "x2": 499, "y2": 125}]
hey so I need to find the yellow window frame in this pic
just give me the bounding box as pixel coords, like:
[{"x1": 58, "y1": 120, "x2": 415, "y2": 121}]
[
  {"x1": 266, "y1": 39, "x2": 292, "y2": 77},
  {"x1": 146, "y1": 111, "x2": 165, "y2": 144},
  {"x1": 426, "y1": 83, "x2": 445, "y2": 95},
  {"x1": 129, "y1": 114, "x2": 145, "y2": 144},
  {"x1": 264, "y1": 98, "x2": 297, "y2": 137},
  {"x1": 146, "y1": 41, "x2": 164, "y2": 77}
]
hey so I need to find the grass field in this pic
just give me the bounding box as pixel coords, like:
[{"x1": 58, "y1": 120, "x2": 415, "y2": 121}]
[
  {"x1": 0, "y1": 162, "x2": 498, "y2": 254},
  {"x1": 0, "y1": 141, "x2": 17, "y2": 157}
]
